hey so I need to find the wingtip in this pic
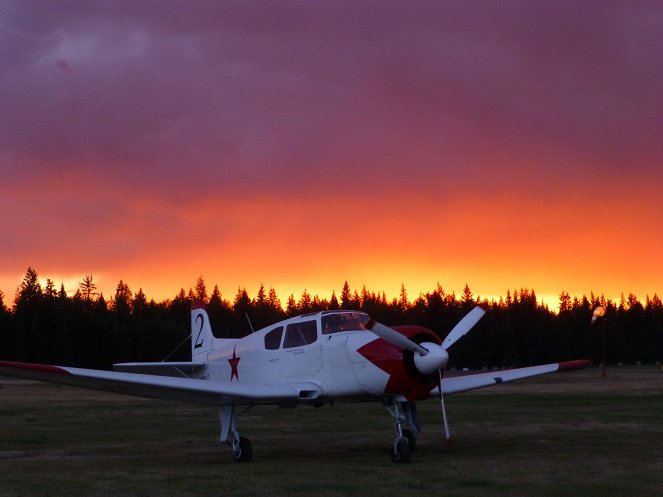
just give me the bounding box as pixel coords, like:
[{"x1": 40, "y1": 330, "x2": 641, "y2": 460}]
[
  {"x1": 0, "y1": 360, "x2": 70, "y2": 375},
  {"x1": 558, "y1": 359, "x2": 592, "y2": 371}
]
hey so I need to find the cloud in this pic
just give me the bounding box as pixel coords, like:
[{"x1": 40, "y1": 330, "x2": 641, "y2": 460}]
[{"x1": 1, "y1": 1, "x2": 662, "y2": 302}]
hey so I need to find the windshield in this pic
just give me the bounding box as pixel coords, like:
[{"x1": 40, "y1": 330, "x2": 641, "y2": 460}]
[{"x1": 321, "y1": 312, "x2": 369, "y2": 335}]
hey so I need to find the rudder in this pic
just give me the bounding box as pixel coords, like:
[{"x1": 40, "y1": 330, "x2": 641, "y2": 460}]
[{"x1": 191, "y1": 301, "x2": 215, "y2": 361}]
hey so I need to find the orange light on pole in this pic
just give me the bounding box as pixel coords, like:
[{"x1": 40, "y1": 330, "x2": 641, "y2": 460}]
[
  {"x1": 591, "y1": 306, "x2": 606, "y2": 378},
  {"x1": 591, "y1": 306, "x2": 605, "y2": 324}
]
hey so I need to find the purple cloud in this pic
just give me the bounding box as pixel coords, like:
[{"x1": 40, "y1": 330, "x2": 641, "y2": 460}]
[{"x1": 1, "y1": 1, "x2": 662, "y2": 301}]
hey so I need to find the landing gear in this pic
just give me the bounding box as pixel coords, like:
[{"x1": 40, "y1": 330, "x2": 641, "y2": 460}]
[
  {"x1": 402, "y1": 428, "x2": 416, "y2": 453},
  {"x1": 391, "y1": 437, "x2": 411, "y2": 463},
  {"x1": 385, "y1": 400, "x2": 420, "y2": 463},
  {"x1": 220, "y1": 404, "x2": 253, "y2": 463},
  {"x1": 231, "y1": 434, "x2": 252, "y2": 462}
]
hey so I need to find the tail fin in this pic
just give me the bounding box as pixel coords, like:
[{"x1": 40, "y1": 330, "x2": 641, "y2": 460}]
[{"x1": 191, "y1": 301, "x2": 215, "y2": 361}]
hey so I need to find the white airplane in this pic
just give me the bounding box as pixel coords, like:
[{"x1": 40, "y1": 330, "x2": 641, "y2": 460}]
[{"x1": 0, "y1": 303, "x2": 590, "y2": 463}]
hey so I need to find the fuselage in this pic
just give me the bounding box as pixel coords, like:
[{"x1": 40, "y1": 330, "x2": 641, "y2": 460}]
[{"x1": 196, "y1": 310, "x2": 440, "y2": 402}]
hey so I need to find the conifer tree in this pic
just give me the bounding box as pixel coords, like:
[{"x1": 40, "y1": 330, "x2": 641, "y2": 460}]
[
  {"x1": 79, "y1": 274, "x2": 98, "y2": 303},
  {"x1": 133, "y1": 289, "x2": 148, "y2": 315},
  {"x1": 286, "y1": 294, "x2": 297, "y2": 316},
  {"x1": 209, "y1": 285, "x2": 223, "y2": 307},
  {"x1": 298, "y1": 289, "x2": 312, "y2": 314},
  {"x1": 461, "y1": 284, "x2": 473, "y2": 304},
  {"x1": 340, "y1": 281, "x2": 352, "y2": 309},
  {"x1": 256, "y1": 284, "x2": 266, "y2": 306},
  {"x1": 267, "y1": 287, "x2": 282, "y2": 314},
  {"x1": 559, "y1": 291, "x2": 572, "y2": 312},
  {"x1": 329, "y1": 290, "x2": 339, "y2": 310},
  {"x1": 194, "y1": 276, "x2": 208, "y2": 305},
  {"x1": 206, "y1": 285, "x2": 232, "y2": 338},
  {"x1": 398, "y1": 283, "x2": 409, "y2": 311},
  {"x1": 15, "y1": 267, "x2": 42, "y2": 310},
  {"x1": 113, "y1": 280, "x2": 132, "y2": 313},
  {"x1": 44, "y1": 279, "x2": 57, "y2": 298}
]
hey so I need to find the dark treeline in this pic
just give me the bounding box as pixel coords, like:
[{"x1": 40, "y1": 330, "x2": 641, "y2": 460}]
[{"x1": 1, "y1": 268, "x2": 662, "y2": 370}]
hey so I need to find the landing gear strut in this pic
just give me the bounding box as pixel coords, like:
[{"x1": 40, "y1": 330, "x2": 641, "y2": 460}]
[
  {"x1": 220, "y1": 404, "x2": 253, "y2": 462},
  {"x1": 384, "y1": 399, "x2": 420, "y2": 463}
]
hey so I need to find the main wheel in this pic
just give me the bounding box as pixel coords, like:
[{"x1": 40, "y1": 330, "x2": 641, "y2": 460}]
[
  {"x1": 232, "y1": 436, "x2": 253, "y2": 463},
  {"x1": 391, "y1": 438, "x2": 411, "y2": 463},
  {"x1": 402, "y1": 428, "x2": 416, "y2": 453}
]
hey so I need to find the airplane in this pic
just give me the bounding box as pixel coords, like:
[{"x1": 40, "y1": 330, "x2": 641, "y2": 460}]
[{"x1": 0, "y1": 303, "x2": 590, "y2": 463}]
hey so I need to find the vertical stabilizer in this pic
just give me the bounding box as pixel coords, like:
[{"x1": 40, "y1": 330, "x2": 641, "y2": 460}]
[{"x1": 191, "y1": 301, "x2": 215, "y2": 361}]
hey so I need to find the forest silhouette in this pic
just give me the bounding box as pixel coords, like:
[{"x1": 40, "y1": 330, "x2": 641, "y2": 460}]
[{"x1": 1, "y1": 267, "x2": 661, "y2": 370}]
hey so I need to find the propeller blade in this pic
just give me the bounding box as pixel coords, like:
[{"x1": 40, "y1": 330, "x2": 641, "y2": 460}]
[
  {"x1": 366, "y1": 319, "x2": 429, "y2": 356},
  {"x1": 441, "y1": 305, "x2": 486, "y2": 350},
  {"x1": 437, "y1": 369, "x2": 451, "y2": 443}
]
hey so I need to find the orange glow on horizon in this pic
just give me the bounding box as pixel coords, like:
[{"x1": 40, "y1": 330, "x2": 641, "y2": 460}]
[
  {"x1": 0, "y1": 267, "x2": 654, "y2": 317},
  {"x1": 2, "y1": 190, "x2": 661, "y2": 313},
  {"x1": 2, "y1": 168, "x2": 661, "y2": 313}
]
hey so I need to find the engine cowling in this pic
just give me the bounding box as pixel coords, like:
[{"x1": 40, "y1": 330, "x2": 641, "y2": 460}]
[{"x1": 357, "y1": 325, "x2": 442, "y2": 401}]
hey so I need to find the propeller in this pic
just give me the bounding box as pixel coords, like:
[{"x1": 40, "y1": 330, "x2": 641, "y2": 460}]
[
  {"x1": 437, "y1": 369, "x2": 451, "y2": 442},
  {"x1": 366, "y1": 319, "x2": 429, "y2": 356},
  {"x1": 437, "y1": 305, "x2": 485, "y2": 443},
  {"x1": 441, "y1": 305, "x2": 486, "y2": 350},
  {"x1": 366, "y1": 305, "x2": 486, "y2": 445}
]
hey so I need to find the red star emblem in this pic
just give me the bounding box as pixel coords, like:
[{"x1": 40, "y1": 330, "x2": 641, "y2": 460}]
[{"x1": 228, "y1": 346, "x2": 241, "y2": 381}]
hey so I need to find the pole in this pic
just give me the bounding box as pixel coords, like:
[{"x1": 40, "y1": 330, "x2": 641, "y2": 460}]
[
  {"x1": 601, "y1": 316, "x2": 606, "y2": 379},
  {"x1": 592, "y1": 306, "x2": 607, "y2": 379}
]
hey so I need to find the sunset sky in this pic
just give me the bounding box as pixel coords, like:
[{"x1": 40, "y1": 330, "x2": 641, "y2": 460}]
[{"x1": 1, "y1": 1, "x2": 662, "y2": 310}]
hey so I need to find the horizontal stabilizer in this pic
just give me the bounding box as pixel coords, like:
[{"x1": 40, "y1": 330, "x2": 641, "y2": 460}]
[{"x1": 113, "y1": 362, "x2": 206, "y2": 378}]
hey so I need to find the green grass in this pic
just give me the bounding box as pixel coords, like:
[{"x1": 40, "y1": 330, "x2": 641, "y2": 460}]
[{"x1": 1, "y1": 369, "x2": 662, "y2": 497}]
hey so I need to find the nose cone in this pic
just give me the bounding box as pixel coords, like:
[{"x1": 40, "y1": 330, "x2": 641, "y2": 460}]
[{"x1": 413, "y1": 342, "x2": 449, "y2": 375}]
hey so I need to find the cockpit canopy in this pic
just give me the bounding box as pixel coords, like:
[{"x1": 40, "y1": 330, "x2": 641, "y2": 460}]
[
  {"x1": 263, "y1": 311, "x2": 369, "y2": 350},
  {"x1": 321, "y1": 311, "x2": 369, "y2": 334}
]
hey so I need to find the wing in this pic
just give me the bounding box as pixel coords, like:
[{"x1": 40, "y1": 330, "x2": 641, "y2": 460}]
[
  {"x1": 0, "y1": 360, "x2": 312, "y2": 405},
  {"x1": 438, "y1": 360, "x2": 592, "y2": 395}
]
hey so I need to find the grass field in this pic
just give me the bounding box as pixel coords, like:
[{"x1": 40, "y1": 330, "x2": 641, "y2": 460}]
[{"x1": 1, "y1": 367, "x2": 662, "y2": 497}]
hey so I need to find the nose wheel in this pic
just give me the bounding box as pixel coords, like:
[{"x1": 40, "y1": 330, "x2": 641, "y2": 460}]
[
  {"x1": 401, "y1": 428, "x2": 416, "y2": 452},
  {"x1": 391, "y1": 436, "x2": 411, "y2": 463},
  {"x1": 385, "y1": 400, "x2": 420, "y2": 463}
]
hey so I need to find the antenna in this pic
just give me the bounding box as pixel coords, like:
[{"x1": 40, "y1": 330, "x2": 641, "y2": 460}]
[
  {"x1": 161, "y1": 333, "x2": 192, "y2": 362},
  {"x1": 245, "y1": 313, "x2": 255, "y2": 333}
]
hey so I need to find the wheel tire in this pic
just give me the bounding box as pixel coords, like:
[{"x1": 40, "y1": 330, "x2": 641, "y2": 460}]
[
  {"x1": 232, "y1": 436, "x2": 253, "y2": 463},
  {"x1": 391, "y1": 438, "x2": 411, "y2": 463},
  {"x1": 402, "y1": 429, "x2": 416, "y2": 453}
]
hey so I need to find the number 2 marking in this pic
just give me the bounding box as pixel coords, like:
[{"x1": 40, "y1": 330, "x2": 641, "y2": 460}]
[{"x1": 194, "y1": 313, "x2": 205, "y2": 349}]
